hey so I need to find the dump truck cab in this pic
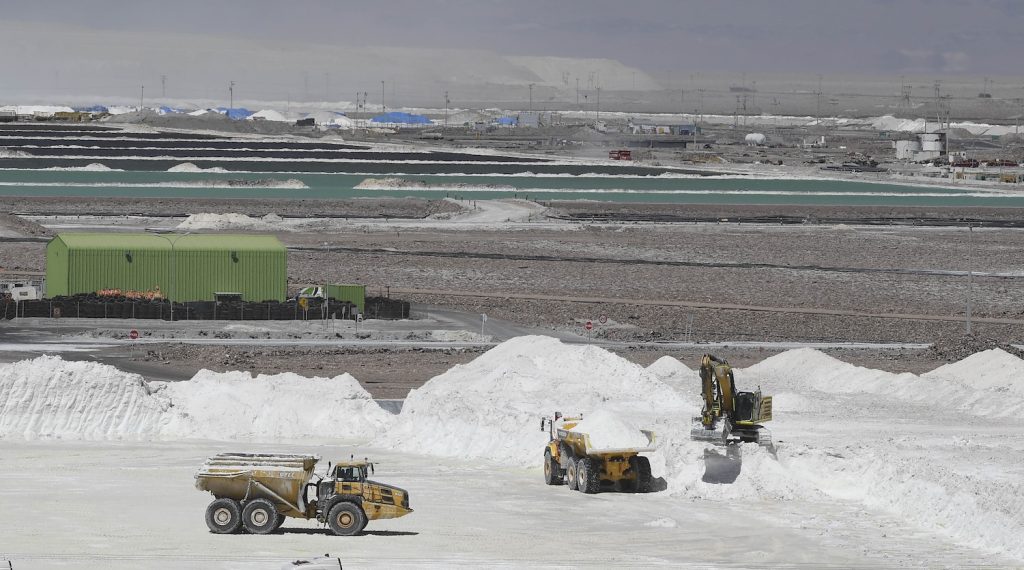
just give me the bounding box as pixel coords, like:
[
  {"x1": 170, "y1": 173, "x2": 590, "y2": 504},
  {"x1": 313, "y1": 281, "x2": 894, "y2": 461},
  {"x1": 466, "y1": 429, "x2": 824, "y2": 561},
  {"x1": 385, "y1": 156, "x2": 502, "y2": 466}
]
[{"x1": 315, "y1": 458, "x2": 412, "y2": 532}]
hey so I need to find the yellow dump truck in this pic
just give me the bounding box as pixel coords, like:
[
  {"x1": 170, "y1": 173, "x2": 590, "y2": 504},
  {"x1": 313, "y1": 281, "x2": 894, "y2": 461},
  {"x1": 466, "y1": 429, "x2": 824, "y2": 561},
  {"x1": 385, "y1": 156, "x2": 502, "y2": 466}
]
[
  {"x1": 541, "y1": 413, "x2": 656, "y2": 494},
  {"x1": 195, "y1": 452, "x2": 412, "y2": 536}
]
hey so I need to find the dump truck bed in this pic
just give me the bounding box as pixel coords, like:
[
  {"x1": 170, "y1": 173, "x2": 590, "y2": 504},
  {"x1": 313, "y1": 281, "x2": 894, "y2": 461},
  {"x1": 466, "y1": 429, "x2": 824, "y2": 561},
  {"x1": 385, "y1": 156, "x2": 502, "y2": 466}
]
[
  {"x1": 195, "y1": 452, "x2": 319, "y2": 518},
  {"x1": 557, "y1": 428, "x2": 657, "y2": 455}
]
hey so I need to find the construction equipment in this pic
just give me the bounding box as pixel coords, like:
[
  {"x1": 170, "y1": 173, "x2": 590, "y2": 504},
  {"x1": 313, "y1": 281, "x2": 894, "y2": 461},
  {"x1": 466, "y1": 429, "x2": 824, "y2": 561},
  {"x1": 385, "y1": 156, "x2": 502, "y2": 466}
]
[
  {"x1": 691, "y1": 354, "x2": 773, "y2": 445},
  {"x1": 195, "y1": 452, "x2": 412, "y2": 536},
  {"x1": 540, "y1": 412, "x2": 656, "y2": 494}
]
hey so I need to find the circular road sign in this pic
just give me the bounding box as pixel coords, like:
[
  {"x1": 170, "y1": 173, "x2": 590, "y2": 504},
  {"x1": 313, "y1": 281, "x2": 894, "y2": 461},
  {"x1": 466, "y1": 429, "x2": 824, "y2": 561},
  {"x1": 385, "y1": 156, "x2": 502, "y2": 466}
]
[
  {"x1": 598, "y1": 314, "x2": 607, "y2": 324},
  {"x1": 584, "y1": 320, "x2": 593, "y2": 331},
  {"x1": 129, "y1": 329, "x2": 139, "y2": 340}
]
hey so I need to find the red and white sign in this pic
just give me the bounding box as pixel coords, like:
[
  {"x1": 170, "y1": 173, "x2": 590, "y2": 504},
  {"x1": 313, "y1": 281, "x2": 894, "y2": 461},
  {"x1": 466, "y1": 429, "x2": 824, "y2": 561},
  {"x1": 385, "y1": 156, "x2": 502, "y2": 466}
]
[
  {"x1": 584, "y1": 320, "x2": 593, "y2": 331},
  {"x1": 129, "y1": 329, "x2": 139, "y2": 340}
]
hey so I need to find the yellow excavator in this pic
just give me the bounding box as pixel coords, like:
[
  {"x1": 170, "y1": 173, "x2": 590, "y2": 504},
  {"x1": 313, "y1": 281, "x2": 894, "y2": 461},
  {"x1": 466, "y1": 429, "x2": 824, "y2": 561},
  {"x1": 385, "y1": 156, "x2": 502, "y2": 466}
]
[{"x1": 690, "y1": 354, "x2": 773, "y2": 445}]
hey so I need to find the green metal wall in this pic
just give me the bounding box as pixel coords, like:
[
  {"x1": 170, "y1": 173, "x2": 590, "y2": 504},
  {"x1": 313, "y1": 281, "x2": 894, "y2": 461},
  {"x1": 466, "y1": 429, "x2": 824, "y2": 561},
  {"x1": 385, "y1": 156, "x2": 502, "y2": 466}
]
[
  {"x1": 327, "y1": 284, "x2": 366, "y2": 313},
  {"x1": 45, "y1": 233, "x2": 287, "y2": 301}
]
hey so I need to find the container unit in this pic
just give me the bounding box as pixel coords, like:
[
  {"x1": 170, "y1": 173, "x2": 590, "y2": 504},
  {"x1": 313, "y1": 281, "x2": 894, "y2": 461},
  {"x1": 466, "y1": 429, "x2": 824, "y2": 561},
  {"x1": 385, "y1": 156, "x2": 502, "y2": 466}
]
[
  {"x1": 45, "y1": 233, "x2": 287, "y2": 302},
  {"x1": 326, "y1": 284, "x2": 366, "y2": 314}
]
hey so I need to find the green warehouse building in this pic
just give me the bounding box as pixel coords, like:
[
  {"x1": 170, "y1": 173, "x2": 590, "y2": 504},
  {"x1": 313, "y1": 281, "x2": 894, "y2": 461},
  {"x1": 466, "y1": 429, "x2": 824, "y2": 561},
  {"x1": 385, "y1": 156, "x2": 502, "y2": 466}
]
[{"x1": 46, "y1": 233, "x2": 287, "y2": 302}]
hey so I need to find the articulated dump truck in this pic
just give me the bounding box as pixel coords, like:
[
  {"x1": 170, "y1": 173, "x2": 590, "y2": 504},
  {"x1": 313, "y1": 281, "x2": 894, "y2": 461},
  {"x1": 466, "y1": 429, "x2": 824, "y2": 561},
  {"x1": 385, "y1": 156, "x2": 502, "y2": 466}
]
[{"x1": 195, "y1": 452, "x2": 412, "y2": 536}]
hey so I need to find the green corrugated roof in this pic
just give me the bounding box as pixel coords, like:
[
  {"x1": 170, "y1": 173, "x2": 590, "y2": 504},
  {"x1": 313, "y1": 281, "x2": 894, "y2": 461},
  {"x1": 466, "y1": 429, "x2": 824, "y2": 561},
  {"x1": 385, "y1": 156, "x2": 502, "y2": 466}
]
[{"x1": 53, "y1": 233, "x2": 286, "y2": 252}]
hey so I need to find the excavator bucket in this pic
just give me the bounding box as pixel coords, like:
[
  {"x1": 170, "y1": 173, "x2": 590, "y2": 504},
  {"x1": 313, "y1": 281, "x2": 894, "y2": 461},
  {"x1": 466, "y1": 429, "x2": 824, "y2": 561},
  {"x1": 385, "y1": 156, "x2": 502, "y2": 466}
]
[{"x1": 690, "y1": 418, "x2": 728, "y2": 443}]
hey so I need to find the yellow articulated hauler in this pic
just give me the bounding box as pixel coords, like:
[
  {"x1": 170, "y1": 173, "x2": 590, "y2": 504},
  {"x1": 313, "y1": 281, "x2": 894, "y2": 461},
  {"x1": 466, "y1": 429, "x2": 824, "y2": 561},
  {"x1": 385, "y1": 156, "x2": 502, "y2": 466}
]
[
  {"x1": 195, "y1": 453, "x2": 412, "y2": 536},
  {"x1": 541, "y1": 413, "x2": 656, "y2": 494}
]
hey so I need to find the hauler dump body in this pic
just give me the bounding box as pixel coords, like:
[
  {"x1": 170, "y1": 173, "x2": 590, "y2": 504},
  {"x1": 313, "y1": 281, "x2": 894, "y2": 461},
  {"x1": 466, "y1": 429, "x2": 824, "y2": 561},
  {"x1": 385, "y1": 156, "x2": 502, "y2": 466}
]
[
  {"x1": 541, "y1": 413, "x2": 656, "y2": 493},
  {"x1": 195, "y1": 452, "x2": 412, "y2": 536}
]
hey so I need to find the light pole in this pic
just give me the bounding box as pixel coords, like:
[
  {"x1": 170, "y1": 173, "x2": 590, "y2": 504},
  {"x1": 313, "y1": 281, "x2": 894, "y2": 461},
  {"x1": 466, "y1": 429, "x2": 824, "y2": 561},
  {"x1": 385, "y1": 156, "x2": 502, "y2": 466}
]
[
  {"x1": 148, "y1": 231, "x2": 191, "y2": 321},
  {"x1": 966, "y1": 223, "x2": 973, "y2": 336},
  {"x1": 529, "y1": 83, "x2": 534, "y2": 113},
  {"x1": 229, "y1": 81, "x2": 235, "y2": 109}
]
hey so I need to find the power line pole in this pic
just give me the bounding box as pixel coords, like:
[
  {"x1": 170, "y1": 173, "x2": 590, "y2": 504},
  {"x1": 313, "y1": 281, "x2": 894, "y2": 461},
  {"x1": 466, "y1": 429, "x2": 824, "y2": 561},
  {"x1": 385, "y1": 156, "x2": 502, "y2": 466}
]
[
  {"x1": 381, "y1": 81, "x2": 386, "y2": 113},
  {"x1": 161, "y1": 75, "x2": 166, "y2": 98},
  {"x1": 529, "y1": 83, "x2": 534, "y2": 113},
  {"x1": 229, "y1": 81, "x2": 235, "y2": 109},
  {"x1": 596, "y1": 87, "x2": 601, "y2": 120},
  {"x1": 444, "y1": 90, "x2": 449, "y2": 131},
  {"x1": 966, "y1": 223, "x2": 974, "y2": 336},
  {"x1": 139, "y1": 85, "x2": 144, "y2": 110}
]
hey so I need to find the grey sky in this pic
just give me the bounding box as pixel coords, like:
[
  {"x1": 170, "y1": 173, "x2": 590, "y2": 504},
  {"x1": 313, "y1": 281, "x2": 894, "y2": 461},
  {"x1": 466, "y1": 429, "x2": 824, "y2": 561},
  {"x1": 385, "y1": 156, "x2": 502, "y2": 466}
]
[
  {"x1": 6, "y1": 0, "x2": 1023, "y2": 73},
  {"x1": 2, "y1": 0, "x2": 1022, "y2": 103}
]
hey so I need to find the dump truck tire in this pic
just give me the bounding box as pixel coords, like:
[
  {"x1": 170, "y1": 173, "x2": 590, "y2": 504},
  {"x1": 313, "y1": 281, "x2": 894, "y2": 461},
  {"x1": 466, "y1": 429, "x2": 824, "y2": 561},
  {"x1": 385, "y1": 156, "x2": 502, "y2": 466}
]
[
  {"x1": 578, "y1": 458, "x2": 600, "y2": 494},
  {"x1": 566, "y1": 459, "x2": 579, "y2": 491},
  {"x1": 205, "y1": 498, "x2": 242, "y2": 534},
  {"x1": 242, "y1": 498, "x2": 280, "y2": 535},
  {"x1": 543, "y1": 449, "x2": 562, "y2": 485},
  {"x1": 327, "y1": 502, "x2": 366, "y2": 536},
  {"x1": 274, "y1": 516, "x2": 287, "y2": 531},
  {"x1": 634, "y1": 456, "x2": 653, "y2": 493}
]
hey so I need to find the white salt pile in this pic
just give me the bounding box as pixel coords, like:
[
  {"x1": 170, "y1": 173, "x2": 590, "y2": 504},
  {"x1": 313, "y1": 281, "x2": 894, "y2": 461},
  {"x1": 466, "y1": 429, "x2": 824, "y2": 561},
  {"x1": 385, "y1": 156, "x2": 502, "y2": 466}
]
[
  {"x1": 160, "y1": 370, "x2": 391, "y2": 440},
  {"x1": 383, "y1": 335, "x2": 691, "y2": 466},
  {"x1": 567, "y1": 409, "x2": 651, "y2": 451},
  {"x1": 645, "y1": 355, "x2": 698, "y2": 384},
  {"x1": 167, "y1": 162, "x2": 230, "y2": 173},
  {"x1": 0, "y1": 356, "x2": 387, "y2": 441}
]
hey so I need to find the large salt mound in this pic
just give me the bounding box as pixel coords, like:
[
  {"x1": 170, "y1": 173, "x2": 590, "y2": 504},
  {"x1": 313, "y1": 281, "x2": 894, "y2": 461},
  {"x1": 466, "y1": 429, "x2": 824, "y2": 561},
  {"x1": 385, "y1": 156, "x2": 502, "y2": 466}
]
[
  {"x1": 0, "y1": 356, "x2": 390, "y2": 442},
  {"x1": 383, "y1": 336, "x2": 691, "y2": 466},
  {"x1": 161, "y1": 370, "x2": 391, "y2": 440},
  {"x1": 744, "y1": 347, "x2": 1024, "y2": 417},
  {"x1": 0, "y1": 356, "x2": 171, "y2": 440},
  {"x1": 646, "y1": 355, "x2": 698, "y2": 384}
]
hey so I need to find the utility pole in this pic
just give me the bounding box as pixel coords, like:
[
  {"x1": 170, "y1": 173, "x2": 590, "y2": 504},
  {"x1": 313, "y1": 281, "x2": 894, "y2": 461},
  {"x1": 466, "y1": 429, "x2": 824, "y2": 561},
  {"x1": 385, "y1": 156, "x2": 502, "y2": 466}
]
[
  {"x1": 576, "y1": 77, "x2": 580, "y2": 107},
  {"x1": 139, "y1": 85, "x2": 144, "y2": 110},
  {"x1": 966, "y1": 223, "x2": 974, "y2": 336},
  {"x1": 698, "y1": 88, "x2": 705, "y2": 125},
  {"x1": 161, "y1": 75, "x2": 166, "y2": 98},
  {"x1": 596, "y1": 87, "x2": 601, "y2": 120},
  {"x1": 529, "y1": 83, "x2": 534, "y2": 113},
  {"x1": 816, "y1": 73, "x2": 823, "y2": 131},
  {"x1": 444, "y1": 90, "x2": 449, "y2": 131},
  {"x1": 229, "y1": 81, "x2": 235, "y2": 109},
  {"x1": 381, "y1": 80, "x2": 386, "y2": 113}
]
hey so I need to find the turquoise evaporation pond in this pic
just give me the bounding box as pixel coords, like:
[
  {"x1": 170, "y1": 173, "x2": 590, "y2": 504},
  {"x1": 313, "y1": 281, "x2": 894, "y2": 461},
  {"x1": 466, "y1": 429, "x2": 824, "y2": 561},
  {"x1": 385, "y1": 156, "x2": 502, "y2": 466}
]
[{"x1": 1, "y1": 170, "x2": 1023, "y2": 207}]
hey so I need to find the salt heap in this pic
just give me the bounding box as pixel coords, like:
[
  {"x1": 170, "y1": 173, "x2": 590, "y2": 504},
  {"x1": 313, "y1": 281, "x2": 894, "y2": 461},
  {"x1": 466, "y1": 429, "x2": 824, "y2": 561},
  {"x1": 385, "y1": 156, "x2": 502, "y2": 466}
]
[
  {"x1": 567, "y1": 408, "x2": 651, "y2": 450},
  {"x1": 0, "y1": 356, "x2": 389, "y2": 441},
  {"x1": 383, "y1": 335, "x2": 691, "y2": 466},
  {"x1": 0, "y1": 356, "x2": 170, "y2": 440},
  {"x1": 645, "y1": 355, "x2": 698, "y2": 384}
]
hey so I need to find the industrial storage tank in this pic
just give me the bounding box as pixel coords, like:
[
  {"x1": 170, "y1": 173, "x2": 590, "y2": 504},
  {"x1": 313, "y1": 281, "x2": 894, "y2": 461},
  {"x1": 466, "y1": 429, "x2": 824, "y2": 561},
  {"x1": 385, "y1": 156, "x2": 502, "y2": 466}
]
[
  {"x1": 744, "y1": 133, "x2": 767, "y2": 146},
  {"x1": 920, "y1": 133, "x2": 946, "y2": 152},
  {"x1": 45, "y1": 233, "x2": 287, "y2": 302}
]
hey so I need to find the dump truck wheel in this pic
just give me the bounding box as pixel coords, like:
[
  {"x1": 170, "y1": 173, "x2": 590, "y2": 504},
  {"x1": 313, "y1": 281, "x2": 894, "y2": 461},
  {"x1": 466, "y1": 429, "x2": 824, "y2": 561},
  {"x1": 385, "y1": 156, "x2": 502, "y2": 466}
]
[
  {"x1": 242, "y1": 498, "x2": 280, "y2": 535},
  {"x1": 566, "y1": 459, "x2": 579, "y2": 491},
  {"x1": 327, "y1": 502, "x2": 366, "y2": 536},
  {"x1": 578, "y1": 458, "x2": 600, "y2": 494},
  {"x1": 634, "y1": 456, "x2": 653, "y2": 493},
  {"x1": 205, "y1": 498, "x2": 242, "y2": 534},
  {"x1": 274, "y1": 516, "x2": 287, "y2": 531},
  {"x1": 543, "y1": 449, "x2": 562, "y2": 485}
]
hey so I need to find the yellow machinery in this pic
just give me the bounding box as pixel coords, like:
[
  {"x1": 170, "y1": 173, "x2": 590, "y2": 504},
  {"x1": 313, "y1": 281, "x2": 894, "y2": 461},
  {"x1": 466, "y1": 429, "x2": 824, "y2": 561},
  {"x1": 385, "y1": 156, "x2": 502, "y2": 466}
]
[
  {"x1": 541, "y1": 413, "x2": 656, "y2": 494},
  {"x1": 195, "y1": 452, "x2": 412, "y2": 536},
  {"x1": 691, "y1": 354, "x2": 773, "y2": 445}
]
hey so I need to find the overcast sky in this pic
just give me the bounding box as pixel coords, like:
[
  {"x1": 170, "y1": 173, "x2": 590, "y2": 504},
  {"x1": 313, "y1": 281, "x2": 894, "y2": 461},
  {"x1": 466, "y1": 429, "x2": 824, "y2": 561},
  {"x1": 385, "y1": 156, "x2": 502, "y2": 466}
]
[
  {"x1": 6, "y1": 0, "x2": 1023, "y2": 74},
  {"x1": 2, "y1": 0, "x2": 1022, "y2": 103}
]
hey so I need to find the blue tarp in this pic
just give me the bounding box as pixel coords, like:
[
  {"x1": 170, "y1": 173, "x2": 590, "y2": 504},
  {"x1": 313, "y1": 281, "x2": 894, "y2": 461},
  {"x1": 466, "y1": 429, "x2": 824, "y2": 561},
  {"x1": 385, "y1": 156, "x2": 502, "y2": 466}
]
[
  {"x1": 158, "y1": 106, "x2": 183, "y2": 114},
  {"x1": 495, "y1": 116, "x2": 517, "y2": 126},
  {"x1": 370, "y1": 112, "x2": 431, "y2": 125},
  {"x1": 74, "y1": 105, "x2": 108, "y2": 113},
  {"x1": 216, "y1": 107, "x2": 254, "y2": 120}
]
